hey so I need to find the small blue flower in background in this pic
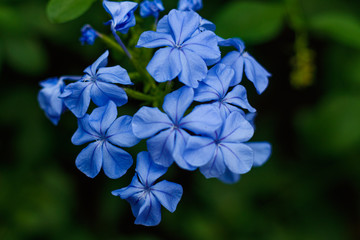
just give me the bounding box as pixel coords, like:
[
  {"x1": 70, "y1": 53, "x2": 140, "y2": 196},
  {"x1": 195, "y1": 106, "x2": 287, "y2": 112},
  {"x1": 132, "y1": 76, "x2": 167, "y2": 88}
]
[
  {"x1": 60, "y1": 50, "x2": 133, "y2": 118},
  {"x1": 137, "y1": 9, "x2": 220, "y2": 88},
  {"x1": 103, "y1": 0, "x2": 138, "y2": 34},
  {"x1": 219, "y1": 38, "x2": 271, "y2": 94},
  {"x1": 38, "y1": 76, "x2": 81, "y2": 125},
  {"x1": 140, "y1": 0, "x2": 164, "y2": 19},
  {"x1": 218, "y1": 141, "x2": 272, "y2": 184},
  {"x1": 194, "y1": 63, "x2": 256, "y2": 119},
  {"x1": 132, "y1": 86, "x2": 222, "y2": 169},
  {"x1": 183, "y1": 111, "x2": 254, "y2": 178},
  {"x1": 178, "y1": 0, "x2": 202, "y2": 11},
  {"x1": 72, "y1": 101, "x2": 139, "y2": 179},
  {"x1": 79, "y1": 24, "x2": 98, "y2": 45},
  {"x1": 112, "y1": 151, "x2": 183, "y2": 226}
]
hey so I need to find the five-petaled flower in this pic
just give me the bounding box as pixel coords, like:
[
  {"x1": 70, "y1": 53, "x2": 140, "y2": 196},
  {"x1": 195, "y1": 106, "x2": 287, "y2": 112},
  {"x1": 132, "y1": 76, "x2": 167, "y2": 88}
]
[
  {"x1": 60, "y1": 50, "x2": 133, "y2": 118},
  {"x1": 72, "y1": 101, "x2": 139, "y2": 179},
  {"x1": 137, "y1": 9, "x2": 220, "y2": 88},
  {"x1": 219, "y1": 38, "x2": 271, "y2": 94},
  {"x1": 103, "y1": 0, "x2": 138, "y2": 34},
  {"x1": 112, "y1": 151, "x2": 183, "y2": 226},
  {"x1": 194, "y1": 63, "x2": 256, "y2": 120}
]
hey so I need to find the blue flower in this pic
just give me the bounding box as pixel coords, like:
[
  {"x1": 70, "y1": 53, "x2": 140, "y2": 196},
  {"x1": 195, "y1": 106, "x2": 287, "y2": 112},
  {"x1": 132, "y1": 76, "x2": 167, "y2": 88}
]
[
  {"x1": 60, "y1": 50, "x2": 133, "y2": 118},
  {"x1": 38, "y1": 76, "x2": 80, "y2": 125},
  {"x1": 183, "y1": 111, "x2": 254, "y2": 178},
  {"x1": 79, "y1": 24, "x2": 98, "y2": 45},
  {"x1": 218, "y1": 142, "x2": 272, "y2": 184},
  {"x1": 103, "y1": 0, "x2": 138, "y2": 34},
  {"x1": 178, "y1": 0, "x2": 202, "y2": 11},
  {"x1": 112, "y1": 151, "x2": 183, "y2": 226},
  {"x1": 219, "y1": 38, "x2": 271, "y2": 94},
  {"x1": 71, "y1": 101, "x2": 139, "y2": 179},
  {"x1": 140, "y1": 0, "x2": 164, "y2": 19},
  {"x1": 137, "y1": 9, "x2": 220, "y2": 88},
  {"x1": 194, "y1": 63, "x2": 256, "y2": 119},
  {"x1": 132, "y1": 86, "x2": 222, "y2": 169}
]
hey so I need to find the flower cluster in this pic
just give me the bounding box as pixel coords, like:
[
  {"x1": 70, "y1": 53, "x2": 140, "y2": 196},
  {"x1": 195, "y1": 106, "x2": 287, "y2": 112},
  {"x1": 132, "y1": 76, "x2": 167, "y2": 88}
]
[{"x1": 38, "y1": 0, "x2": 271, "y2": 226}]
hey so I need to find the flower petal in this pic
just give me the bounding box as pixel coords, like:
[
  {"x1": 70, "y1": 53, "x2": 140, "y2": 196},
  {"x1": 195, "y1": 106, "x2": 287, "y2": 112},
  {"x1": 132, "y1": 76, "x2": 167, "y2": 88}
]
[
  {"x1": 244, "y1": 142, "x2": 271, "y2": 167},
  {"x1": 135, "y1": 193, "x2": 162, "y2": 226},
  {"x1": 107, "y1": 115, "x2": 140, "y2": 147},
  {"x1": 243, "y1": 52, "x2": 271, "y2": 94},
  {"x1": 152, "y1": 180, "x2": 183, "y2": 212},
  {"x1": 181, "y1": 104, "x2": 222, "y2": 136},
  {"x1": 75, "y1": 142, "x2": 103, "y2": 178},
  {"x1": 224, "y1": 85, "x2": 256, "y2": 113},
  {"x1": 84, "y1": 50, "x2": 109, "y2": 76},
  {"x1": 183, "y1": 31, "x2": 220, "y2": 65},
  {"x1": 135, "y1": 151, "x2": 167, "y2": 186},
  {"x1": 220, "y1": 51, "x2": 244, "y2": 86},
  {"x1": 102, "y1": 142, "x2": 133, "y2": 179},
  {"x1": 218, "y1": 169, "x2": 241, "y2": 184},
  {"x1": 220, "y1": 142, "x2": 253, "y2": 174},
  {"x1": 71, "y1": 114, "x2": 99, "y2": 145},
  {"x1": 147, "y1": 129, "x2": 175, "y2": 167},
  {"x1": 183, "y1": 135, "x2": 216, "y2": 167},
  {"x1": 97, "y1": 65, "x2": 132, "y2": 85},
  {"x1": 199, "y1": 146, "x2": 226, "y2": 178},
  {"x1": 60, "y1": 81, "x2": 92, "y2": 118},
  {"x1": 132, "y1": 106, "x2": 172, "y2": 139},
  {"x1": 90, "y1": 81, "x2": 128, "y2": 107},
  {"x1": 178, "y1": 49, "x2": 207, "y2": 88},
  {"x1": 146, "y1": 47, "x2": 181, "y2": 83},
  {"x1": 172, "y1": 129, "x2": 196, "y2": 170},
  {"x1": 162, "y1": 86, "x2": 194, "y2": 124},
  {"x1": 88, "y1": 101, "x2": 117, "y2": 135},
  {"x1": 137, "y1": 31, "x2": 174, "y2": 48},
  {"x1": 112, "y1": 175, "x2": 143, "y2": 199},
  {"x1": 219, "y1": 112, "x2": 254, "y2": 143}
]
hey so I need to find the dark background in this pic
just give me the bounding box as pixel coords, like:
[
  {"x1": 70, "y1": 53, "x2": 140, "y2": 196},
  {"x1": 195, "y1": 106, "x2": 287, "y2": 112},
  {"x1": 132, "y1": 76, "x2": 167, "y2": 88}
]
[{"x1": 1, "y1": 0, "x2": 360, "y2": 239}]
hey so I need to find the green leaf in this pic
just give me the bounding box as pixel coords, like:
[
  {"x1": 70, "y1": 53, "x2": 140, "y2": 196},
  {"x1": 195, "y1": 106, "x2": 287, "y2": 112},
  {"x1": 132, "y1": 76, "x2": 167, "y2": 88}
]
[
  {"x1": 46, "y1": 0, "x2": 96, "y2": 23},
  {"x1": 4, "y1": 38, "x2": 47, "y2": 75},
  {"x1": 214, "y1": 1, "x2": 285, "y2": 44},
  {"x1": 308, "y1": 12, "x2": 360, "y2": 49}
]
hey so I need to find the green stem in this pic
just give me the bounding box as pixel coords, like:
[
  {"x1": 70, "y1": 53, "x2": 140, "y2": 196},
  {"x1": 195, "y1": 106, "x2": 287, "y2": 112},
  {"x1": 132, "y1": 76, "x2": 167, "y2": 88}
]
[{"x1": 124, "y1": 88, "x2": 157, "y2": 102}]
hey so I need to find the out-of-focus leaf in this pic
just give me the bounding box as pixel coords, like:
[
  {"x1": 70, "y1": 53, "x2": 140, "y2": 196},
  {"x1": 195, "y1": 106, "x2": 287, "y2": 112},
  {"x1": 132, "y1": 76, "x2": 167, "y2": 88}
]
[
  {"x1": 4, "y1": 38, "x2": 47, "y2": 75},
  {"x1": 296, "y1": 94, "x2": 360, "y2": 155},
  {"x1": 0, "y1": 5, "x2": 23, "y2": 33},
  {"x1": 46, "y1": 0, "x2": 96, "y2": 23},
  {"x1": 214, "y1": 1, "x2": 285, "y2": 44},
  {"x1": 309, "y1": 12, "x2": 360, "y2": 49}
]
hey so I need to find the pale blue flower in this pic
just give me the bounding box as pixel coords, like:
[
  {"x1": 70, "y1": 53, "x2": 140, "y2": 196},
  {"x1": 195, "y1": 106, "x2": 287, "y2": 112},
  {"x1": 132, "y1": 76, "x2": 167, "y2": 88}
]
[
  {"x1": 38, "y1": 76, "x2": 80, "y2": 125},
  {"x1": 103, "y1": 0, "x2": 138, "y2": 34},
  {"x1": 183, "y1": 111, "x2": 254, "y2": 178},
  {"x1": 194, "y1": 63, "x2": 256, "y2": 119},
  {"x1": 112, "y1": 151, "x2": 183, "y2": 226},
  {"x1": 72, "y1": 101, "x2": 139, "y2": 179},
  {"x1": 60, "y1": 50, "x2": 133, "y2": 118},
  {"x1": 178, "y1": 0, "x2": 202, "y2": 11},
  {"x1": 79, "y1": 24, "x2": 98, "y2": 45},
  {"x1": 132, "y1": 86, "x2": 222, "y2": 169},
  {"x1": 140, "y1": 0, "x2": 164, "y2": 19},
  {"x1": 219, "y1": 38, "x2": 271, "y2": 94},
  {"x1": 137, "y1": 9, "x2": 220, "y2": 88}
]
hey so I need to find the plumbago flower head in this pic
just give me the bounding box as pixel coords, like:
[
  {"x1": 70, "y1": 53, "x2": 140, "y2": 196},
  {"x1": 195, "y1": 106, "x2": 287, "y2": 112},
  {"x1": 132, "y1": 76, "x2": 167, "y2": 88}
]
[
  {"x1": 60, "y1": 50, "x2": 133, "y2": 118},
  {"x1": 38, "y1": 0, "x2": 272, "y2": 227},
  {"x1": 72, "y1": 101, "x2": 139, "y2": 178},
  {"x1": 137, "y1": 9, "x2": 220, "y2": 88},
  {"x1": 112, "y1": 151, "x2": 183, "y2": 226}
]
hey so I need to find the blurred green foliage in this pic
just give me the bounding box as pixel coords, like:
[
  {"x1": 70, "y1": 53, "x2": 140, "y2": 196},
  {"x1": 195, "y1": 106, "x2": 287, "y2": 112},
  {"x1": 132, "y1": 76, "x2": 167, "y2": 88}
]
[{"x1": 1, "y1": 0, "x2": 360, "y2": 239}]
